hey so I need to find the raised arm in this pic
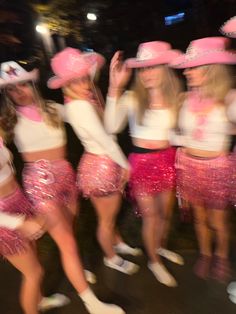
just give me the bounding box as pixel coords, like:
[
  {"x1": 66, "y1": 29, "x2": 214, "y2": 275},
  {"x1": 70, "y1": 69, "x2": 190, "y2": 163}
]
[{"x1": 104, "y1": 51, "x2": 132, "y2": 134}]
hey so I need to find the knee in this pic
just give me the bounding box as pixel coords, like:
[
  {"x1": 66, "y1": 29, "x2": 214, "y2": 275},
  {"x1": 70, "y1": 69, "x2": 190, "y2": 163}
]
[
  {"x1": 208, "y1": 220, "x2": 227, "y2": 233},
  {"x1": 25, "y1": 264, "x2": 44, "y2": 282}
]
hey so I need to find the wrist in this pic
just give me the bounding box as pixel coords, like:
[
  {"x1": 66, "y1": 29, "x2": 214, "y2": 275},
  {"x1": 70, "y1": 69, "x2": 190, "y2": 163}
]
[{"x1": 108, "y1": 86, "x2": 123, "y2": 97}]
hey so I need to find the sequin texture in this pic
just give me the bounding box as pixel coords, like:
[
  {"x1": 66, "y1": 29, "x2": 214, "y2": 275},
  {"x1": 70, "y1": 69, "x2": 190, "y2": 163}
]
[
  {"x1": 77, "y1": 153, "x2": 123, "y2": 197},
  {"x1": 128, "y1": 147, "x2": 176, "y2": 198},
  {"x1": 0, "y1": 187, "x2": 33, "y2": 256},
  {"x1": 23, "y1": 159, "x2": 77, "y2": 212},
  {"x1": 175, "y1": 149, "x2": 231, "y2": 210}
]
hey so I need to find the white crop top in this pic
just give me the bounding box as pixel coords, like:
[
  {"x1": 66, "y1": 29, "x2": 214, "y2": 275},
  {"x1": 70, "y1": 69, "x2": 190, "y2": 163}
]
[
  {"x1": 14, "y1": 103, "x2": 66, "y2": 153},
  {"x1": 0, "y1": 141, "x2": 13, "y2": 184},
  {"x1": 178, "y1": 100, "x2": 231, "y2": 151},
  {"x1": 104, "y1": 91, "x2": 175, "y2": 141},
  {"x1": 65, "y1": 100, "x2": 129, "y2": 169}
]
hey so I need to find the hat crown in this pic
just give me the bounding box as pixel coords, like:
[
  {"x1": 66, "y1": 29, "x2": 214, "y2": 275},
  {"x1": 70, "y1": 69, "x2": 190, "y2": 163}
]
[
  {"x1": 137, "y1": 41, "x2": 172, "y2": 61},
  {"x1": 51, "y1": 47, "x2": 88, "y2": 77},
  {"x1": 186, "y1": 37, "x2": 229, "y2": 59}
]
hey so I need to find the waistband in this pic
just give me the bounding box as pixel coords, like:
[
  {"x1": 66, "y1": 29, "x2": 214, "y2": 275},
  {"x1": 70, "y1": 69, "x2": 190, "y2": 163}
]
[
  {"x1": 181, "y1": 150, "x2": 227, "y2": 161},
  {"x1": 131, "y1": 145, "x2": 170, "y2": 154}
]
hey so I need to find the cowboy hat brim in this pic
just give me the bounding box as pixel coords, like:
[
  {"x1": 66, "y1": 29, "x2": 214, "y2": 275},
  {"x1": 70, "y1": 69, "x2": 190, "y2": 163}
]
[
  {"x1": 170, "y1": 51, "x2": 236, "y2": 68},
  {"x1": 125, "y1": 50, "x2": 182, "y2": 68}
]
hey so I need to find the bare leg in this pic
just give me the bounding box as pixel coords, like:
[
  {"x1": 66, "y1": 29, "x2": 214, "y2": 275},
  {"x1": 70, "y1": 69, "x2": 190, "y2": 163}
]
[
  {"x1": 192, "y1": 204, "x2": 212, "y2": 279},
  {"x1": 91, "y1": 193, "x2": 121, "y2": 259},
  {"x1": 136, "y1": 194, "x2": 177, "y2": 287},
  {"x1": 43, "y1": 202, "x2": 88, "y2": 293},
  {"x1": 136, "y1": 195, "x2": 160, "y2": 263},
  {"x1": 209, "y1": 209, "x2": 229, "y2": 259},
  {"x1": 91, "y1": 193, "x2": 138, "y2": 275},
  {"x1": 157, "y1": 190, "x2": 175, "y2": 248},
  {"x1": 6, "y1": 244, "x2": 44, "y2": 314},
  {"x1": 193, "y1": 205, "x2": 212, "y2": 256},
  {"x1": 208, "y1": 208, "x2": 231, "y2": 282}
]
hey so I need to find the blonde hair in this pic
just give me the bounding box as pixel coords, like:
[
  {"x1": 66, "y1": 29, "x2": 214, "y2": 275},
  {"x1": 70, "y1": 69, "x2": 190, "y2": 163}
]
[
  {"x1": 132, "y1": 65, "x2": 182, "y2": 123},
  {"x1": 200, "y1": 64, "x2": 234, "y2": 102},
  {"x1": 0, "y1": 83, "x2": 62, "y2": 142}
]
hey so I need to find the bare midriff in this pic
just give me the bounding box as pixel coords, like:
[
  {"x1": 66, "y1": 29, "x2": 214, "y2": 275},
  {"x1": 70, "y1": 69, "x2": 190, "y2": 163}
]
[
  {"x1": 132, "y1": 138, "x2": 170, "y2": 150},
  {"x1": 21, "y1": 146, "x2": 67, "y2": 162},
  {"x1": 185, "y1": 147, "x2": 228, "y2": 158},
  {"x1": 0, "y1": 175, "x2": 18, "y2": 198}
]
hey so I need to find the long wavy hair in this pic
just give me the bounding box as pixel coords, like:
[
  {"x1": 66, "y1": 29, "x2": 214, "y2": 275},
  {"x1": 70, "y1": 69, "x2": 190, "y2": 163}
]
[
  {"x1": 132, "y1": 65, "x2": 182, "y2": 124},
  {"x1": 197, "y1": 64, "x2": 234, "y2": 102},
  {"x1": 0, "y1": 82, "x2": 62, "y2": 142},
  {"x1": 63, "y1": 78, "x2": 105, "y2": 119}
]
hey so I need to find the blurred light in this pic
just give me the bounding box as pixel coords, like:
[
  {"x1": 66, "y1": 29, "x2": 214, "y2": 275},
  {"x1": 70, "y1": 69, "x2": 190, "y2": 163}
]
[
  {"x1": 165, "y1": 12, "x2": 185, "y2": 26},
  {"x1": 18, "y1": 60, "x2": 27, "y2": 64},
  {"x1": 36, "y1": 24, "x2": 48, "y2": 34},
  {"x1": 87, "y1": 13, "x2": 97, "y2": 21}
]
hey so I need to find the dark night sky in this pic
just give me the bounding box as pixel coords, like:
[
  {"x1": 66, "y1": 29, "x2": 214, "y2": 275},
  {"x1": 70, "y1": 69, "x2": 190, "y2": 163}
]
[{"x1": 0, "y1": 0, "x2": 236, "y2": 62}]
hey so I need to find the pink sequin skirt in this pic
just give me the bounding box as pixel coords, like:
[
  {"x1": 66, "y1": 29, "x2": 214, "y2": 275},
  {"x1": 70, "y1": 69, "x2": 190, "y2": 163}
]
[
  {"x1": 23, "y1": 159, "x2": 77, "y2": 212},
  {"x1": 0, "y1": 187, "x2": 33, "y2": 256},
  {"x1": 175, "y1": 149, "x2": 231, "y2": 210},
  {"x1": 77, "y1": 153, "x2": 123, "y2": 197},
  {"x1": 128, "y1": 147, "x2": 176, "y2": 198}
]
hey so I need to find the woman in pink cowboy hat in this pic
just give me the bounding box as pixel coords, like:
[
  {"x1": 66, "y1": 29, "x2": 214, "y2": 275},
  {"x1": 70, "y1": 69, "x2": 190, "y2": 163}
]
[
  {"x1": 220, "y1": 15, "x2": 236, "y2": 301},
  {"x1": 48, "y1": 47, "x2": 140, "y2": 278},
  {"x1": 0, "y1": 126, "x2": 72, "y2": 314},
  {"x1": 105, "y1": 41, "x2": 184, "y2": 287},
  {"x1": 0, "y1": 61, "x2": 125, "y2": 314},
  {"x1": 170, "y1": 36, "x2": 236, "y2": 283}
]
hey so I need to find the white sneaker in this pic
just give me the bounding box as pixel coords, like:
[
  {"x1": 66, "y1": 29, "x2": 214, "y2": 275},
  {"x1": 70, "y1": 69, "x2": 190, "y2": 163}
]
[
  {"x1": 114, "y1": 242, "x2": 143, "y2": 256},
  {"x1": 84, "y1": 301, "x2": 125, "y2": 314},
  {"x1": 148, "y1": 262, "x2": 178, "y2": 287},
  {"x1": 157, "y1": 248, "x2": 184, "y2": 266},
  {"x1": 84, "y1": 269, "x2": 97, "y2": 284},
  {"x1": 38, "y1": 293, "x2": 70, "y2": 311},
  {"x1": 229, "y1": 294, "x2": 236, "y2": 304},
  {"x1": 227, "y1": 281, "x2": 236, "y2": 296},
  {"x1": 104, "y1": 255, "x2": 139, "y2": 275}
]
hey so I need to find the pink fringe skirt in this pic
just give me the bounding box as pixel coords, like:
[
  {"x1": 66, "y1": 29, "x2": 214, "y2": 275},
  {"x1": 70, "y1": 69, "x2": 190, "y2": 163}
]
[
  {"x1": 0, "y1": 187, "x2": 33, "y2": 256},
  {"x1": 23, "y1": 159, "x2": 77, "y2": 212},
  {"x1": 77, "y1": 153, "x2": 123, "y2": 197},
  {"x1": 128, "y1": 147, "x2": 176, "y2": 199},
  {"x1": 175, "y1": 149, "x2": 231, "y2": 210}
]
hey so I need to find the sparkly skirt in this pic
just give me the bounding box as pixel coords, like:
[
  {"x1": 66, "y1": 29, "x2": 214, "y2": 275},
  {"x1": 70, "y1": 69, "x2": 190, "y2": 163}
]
[
  {"x1": 23, "y1": 159, "x2": 77, "y2": 212},
  {"x1": 0, "y1": 187, "x2": 33, "y2": 256},
  {"x1": 128, "y1": 147, "x2": 176, "y2": 199},
  {"x1": 175, "y1": 149, "x2": 231, "y2": 210},
  {"x1": 77, "y1": 153, "x2": 123, "y2": 197}
]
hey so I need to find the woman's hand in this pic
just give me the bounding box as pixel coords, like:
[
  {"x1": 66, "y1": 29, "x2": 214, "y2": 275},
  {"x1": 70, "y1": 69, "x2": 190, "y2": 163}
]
[
  {"x1": 109, "y1": 51, "x2": 131, "y2": 96},
  {"x1": 17, "y1": 217, "x2": 46, "y2": 240}
]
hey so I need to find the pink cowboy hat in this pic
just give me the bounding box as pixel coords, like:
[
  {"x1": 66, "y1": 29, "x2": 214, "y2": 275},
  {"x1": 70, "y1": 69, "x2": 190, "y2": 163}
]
[
  {"x1": 125, "y1": 41, "x2": 182, "y2": 68},
  {"x1": 48, "y1": 47, "x2": 105, "y2": 89},
  {"x1": 170, "y1": 37, "x2": 236, "y2": 69},
  {"x1": 221, "y1": 16, "x2": 236, "y2": 38},
  {"x1": 0, "y1": 61, "x2": 38, "y2": 88}
]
